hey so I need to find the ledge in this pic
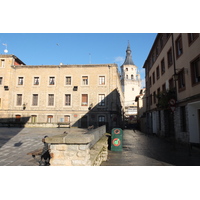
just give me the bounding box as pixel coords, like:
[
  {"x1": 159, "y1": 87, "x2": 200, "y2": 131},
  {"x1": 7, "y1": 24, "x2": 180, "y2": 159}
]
[{"x1": 45, "y1": 133, "x2": 94, "y2": 144}]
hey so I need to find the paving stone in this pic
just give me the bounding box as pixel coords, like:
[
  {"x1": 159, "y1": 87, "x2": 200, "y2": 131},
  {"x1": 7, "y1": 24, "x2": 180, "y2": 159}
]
[{"x1": 101, "y1": 129, "x2": 200, "y2": 166}]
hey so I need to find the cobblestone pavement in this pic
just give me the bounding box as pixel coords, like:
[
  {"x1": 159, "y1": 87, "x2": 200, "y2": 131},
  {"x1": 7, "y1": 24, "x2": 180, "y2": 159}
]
[
  {"x1": 0, "y1": 127, "x2": 86, "y2": 166},
  {"x1": 101, "y1": 129, "x2": 200, "y2": 166},
  {"x1": 1, "y1": 128, "x2": 200, "y2": 166}
]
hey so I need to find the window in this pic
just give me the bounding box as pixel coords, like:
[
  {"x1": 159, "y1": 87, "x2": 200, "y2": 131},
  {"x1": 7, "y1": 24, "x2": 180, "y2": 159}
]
[
  {"x1": 161, "y1": 58, "x2": 165, "y2": 75},
  {"x1": 31, "y1": 115, "x2": 37, "y2": 123},
  {"x1": 167, "y1": 48, "x2": 173, "y2": 67},
  {"x1": 65, "y1": 94, "x2": 71, "y2": 106},
  {"x1": 150, "y1": 94, "x2": 152, "y2": 105},
  {"x1": 98, "y1": 115, "x2": 106, "y2": 126},
  {"x1": 98, "y1": 94, "x2": 105, "y2": 106},
  {"x1": 156, "y1": 46, "x2": 159, "y2": 57},
  {"x1": 152, "y1": 53, "x2": 155, "y2": 64},
  {"x1": 177, "y1": 69, "x2": 186, "y2": 91},
  {"x1": 126, "y1": 75, "x2": 128, "y2": 79},
  {"x1": 47, "y1": 115, "x2": 53, "y2": 123},
  {"x1": 162, "y1": 83, "x2": 166, "y2": 93},
  {"x1": 49, "y1": 77, "x2": 55, "y2": 85},
  {"x1": 131, "y1": 75, "x2": 134, "y2": 80},
  {"x1": 34, "y1": 77, "x2": 39, "y2": 85},
  {"x1": 169, "y1": 78, "x2": 174, "y2": 90},
  {"x1": 126, "y1": 68, "x2": 128, "y2": 71},
  {"x1": 32, "y1": 94, "x2": 38, "y2": 106},
  {"x1": 153, "y1": 91, "x2": 156, "y2": 104},
  {"x1": 152, "y1": 72, "x2": 155, "y2": 84},
  {"x1": 156, "y1": 66, "x2": 160, "y2": 80},
  {"x1": 18, "y1": 77, "x2": 24, "y2": 85},
  {"x1": 1, "y1": 59, "x2": 5, "y2": 68},
  {"x1": 160, "y1": 35, "x2": 164, "y2": 49},
  {"x1": 16, "y1": 94, "x2": 22, "y2": 106},
  {"x1": 149, "y1": 76, "x2": 152, "y2": 87},
  {"x1": 15, "y1": 115, "x2": 21, "y2": 122},
  {"x1": 188, "y1": 33, "x2": 199, "y2": 45},
  {"x1": 66, "y1": 76, "x2": 71, "y2": 85},
  {"x1": 157, "y1": 88, "x2": 160, "y2": 96},
  {"x1": 82, "y1": 76, "x2": 88, "y2": 85},
  {"x1": 0, "y1": 77, "x2": 3, "y2": 85},
  {"x1": 48, "y1": 94, "x2": 54, "y2": 106},
  {"x1": 99, "y1": 76, "x2": 105, "y2": 85},
  {"x1": 191, "y1": 55, "x2": 200, "y2": 85},
  {"x1": 64, "y1": 115, "x2": 70, "y2": 123},
  {"x1": 81, "y1": 94, "x2": 88, "y2": 106},
  {"x1": 176, "y1": 35, "x2": 183, "y2": 58}
]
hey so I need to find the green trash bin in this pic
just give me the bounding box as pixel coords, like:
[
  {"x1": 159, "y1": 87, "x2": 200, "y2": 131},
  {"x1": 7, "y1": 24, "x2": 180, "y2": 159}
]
[{"x1": 111, "y1": 128, "x2": 123, "y2": 151}]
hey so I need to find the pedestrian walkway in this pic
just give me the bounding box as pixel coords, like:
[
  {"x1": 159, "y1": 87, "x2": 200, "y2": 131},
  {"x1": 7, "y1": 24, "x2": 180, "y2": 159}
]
[
  {"x1": 101, "y1": 129, "x2": 200, "y2": 166},
  {"x1": 1, "y1": 128, "x2": 200, "y2": 166},
  {"x1": 0, "y1": 127, "x2": 86, "y2": 166}
]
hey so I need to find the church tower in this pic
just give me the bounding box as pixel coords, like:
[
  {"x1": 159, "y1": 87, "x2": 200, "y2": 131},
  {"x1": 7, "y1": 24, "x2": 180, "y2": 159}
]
[{"x1": 121, "y1": 42, "x2": 142, "y2": 120}]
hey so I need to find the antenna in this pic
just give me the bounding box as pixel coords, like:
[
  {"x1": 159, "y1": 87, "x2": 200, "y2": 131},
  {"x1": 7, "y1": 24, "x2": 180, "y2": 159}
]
[{"x1": 2, "y1": 43, "x2": 8, "y2": 54}]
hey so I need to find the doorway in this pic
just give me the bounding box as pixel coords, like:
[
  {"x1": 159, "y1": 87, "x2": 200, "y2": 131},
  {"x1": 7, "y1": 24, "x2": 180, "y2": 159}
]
[{"x1": 81, "y1": 115, "x2": 88, "y2": 128}]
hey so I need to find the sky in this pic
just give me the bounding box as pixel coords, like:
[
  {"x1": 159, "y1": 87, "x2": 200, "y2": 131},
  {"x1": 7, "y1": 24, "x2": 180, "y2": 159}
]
[
  {"x1": 1, "y1": 0, "x2": 199, "y2": 197},
  {"x1": 0, "y1": 33, "x2": 157, "y2": 87}
]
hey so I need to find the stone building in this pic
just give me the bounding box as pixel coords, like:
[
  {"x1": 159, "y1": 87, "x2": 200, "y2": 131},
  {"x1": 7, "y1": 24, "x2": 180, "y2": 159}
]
[
  {"x1": 135, "y1": 88, "x2": 146, "y2": 132},
  {"x1": 143, "y1": 33, "x2": 200, "y2": 144},
  {"x1": 0, "y1": 54, "x2": 124, "y2": 131},
  {"x1": 120, "y1": 43, "x2": 142, "y2": 124}
]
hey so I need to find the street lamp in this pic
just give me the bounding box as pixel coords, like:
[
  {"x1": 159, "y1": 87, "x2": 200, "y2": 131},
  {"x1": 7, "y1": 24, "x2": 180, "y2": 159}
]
[{"x1": 173, "y1": 73, "x2": 179, "y2": 81}]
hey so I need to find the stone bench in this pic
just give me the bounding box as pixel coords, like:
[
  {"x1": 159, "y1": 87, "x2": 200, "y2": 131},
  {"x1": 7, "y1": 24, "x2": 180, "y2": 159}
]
[
  {"x1": 44, "y1": 125, "x2": 108, "y2": 166},
  {"x1": 57, "y1": 122, "x2": 71, "y2": 128}
]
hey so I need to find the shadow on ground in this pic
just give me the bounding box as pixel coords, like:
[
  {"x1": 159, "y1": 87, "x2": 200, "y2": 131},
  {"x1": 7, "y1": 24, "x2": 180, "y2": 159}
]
[{"x1": 0, "y1": 117, "x2": 30, "y2": 148}]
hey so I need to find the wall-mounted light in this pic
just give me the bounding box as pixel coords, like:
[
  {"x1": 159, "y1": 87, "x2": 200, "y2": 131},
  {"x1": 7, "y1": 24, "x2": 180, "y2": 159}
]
[
  {"x1": 173, "y1": 68, "x2": 188, "y2": 81},
  {"x1": 173, "y1": 73, "x2": 179, "y2": 81}
]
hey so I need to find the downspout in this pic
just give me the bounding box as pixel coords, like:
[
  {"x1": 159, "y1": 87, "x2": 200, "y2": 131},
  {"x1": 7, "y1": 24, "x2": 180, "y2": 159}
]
[{"x1": 171, "y1": 33, "x2": 178, "y2": 100}]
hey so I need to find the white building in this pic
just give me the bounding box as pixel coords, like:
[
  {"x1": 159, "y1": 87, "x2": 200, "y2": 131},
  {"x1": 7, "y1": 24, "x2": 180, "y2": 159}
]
[{"x1": 121, "y1": 43, "x2": 142, "y2": 122}]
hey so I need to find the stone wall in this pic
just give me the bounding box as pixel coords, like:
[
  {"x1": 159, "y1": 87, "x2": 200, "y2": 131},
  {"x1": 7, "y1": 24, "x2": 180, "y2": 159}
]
[{"x1": 45, "y1": 125, "x2": 108, "y2": 166}]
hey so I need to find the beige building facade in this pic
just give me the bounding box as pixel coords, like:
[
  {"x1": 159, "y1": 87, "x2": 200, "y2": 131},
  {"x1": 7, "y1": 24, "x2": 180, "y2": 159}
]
[
  {"x1": 143, "y1": 33, "x2": 200, "y2": 143},
  {"x1": 0, "y1": 55, "x2": 124, "y2": 131}
]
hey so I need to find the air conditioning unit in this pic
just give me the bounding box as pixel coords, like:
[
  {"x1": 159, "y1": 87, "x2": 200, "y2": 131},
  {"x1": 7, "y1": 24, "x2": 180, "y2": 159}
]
[{"x1": 73, "y1": 86, "x2": 78, "y2": 91}]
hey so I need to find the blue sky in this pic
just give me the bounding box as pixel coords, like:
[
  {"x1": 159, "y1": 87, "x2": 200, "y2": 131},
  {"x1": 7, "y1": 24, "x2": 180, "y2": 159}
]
[{"x1": 0, "y1": 33, "x2": 157, "y2": 86}]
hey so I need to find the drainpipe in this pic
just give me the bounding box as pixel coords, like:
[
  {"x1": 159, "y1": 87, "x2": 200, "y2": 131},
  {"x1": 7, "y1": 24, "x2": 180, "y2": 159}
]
[
  {"x1": 171, "y1": 33, "x2": 178, "y2": 146},
  {"x1": 171, "y1": 33, "x2": 178, "y2": 100}
]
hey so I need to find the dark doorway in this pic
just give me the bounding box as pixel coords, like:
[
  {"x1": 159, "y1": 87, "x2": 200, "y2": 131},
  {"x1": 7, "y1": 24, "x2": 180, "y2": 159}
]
[{"x1": 81, "y1": 115, "x2": 88, "y2": 128}]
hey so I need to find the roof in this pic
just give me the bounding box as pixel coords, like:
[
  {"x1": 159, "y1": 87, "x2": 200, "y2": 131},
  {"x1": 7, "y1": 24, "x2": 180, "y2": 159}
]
[
  {"x1": 122, "y1": 43, "x2": 135, "y2": 65},
  {"x1": 0, "y1": 54, "x2": 26, "y2": 65}
]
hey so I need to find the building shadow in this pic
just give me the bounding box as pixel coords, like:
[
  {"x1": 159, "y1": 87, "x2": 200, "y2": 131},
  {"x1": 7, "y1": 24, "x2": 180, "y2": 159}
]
[
  {"x1": 71, "y1": 89, "x2": 124, "y2": 133},
  {"x1": 0, "y1": 117, "x2": 30, "y2": 148}
]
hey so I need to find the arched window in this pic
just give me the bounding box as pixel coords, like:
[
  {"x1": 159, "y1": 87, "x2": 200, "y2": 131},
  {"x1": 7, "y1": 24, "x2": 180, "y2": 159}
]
[{"x1": 131, "y1": 75, "x2": 134, "y2": 80}]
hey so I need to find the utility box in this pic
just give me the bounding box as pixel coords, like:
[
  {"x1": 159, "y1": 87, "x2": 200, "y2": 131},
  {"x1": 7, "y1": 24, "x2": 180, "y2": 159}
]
[{"x1": 111, "y1": 128, "x2": 123, "y2": 151}]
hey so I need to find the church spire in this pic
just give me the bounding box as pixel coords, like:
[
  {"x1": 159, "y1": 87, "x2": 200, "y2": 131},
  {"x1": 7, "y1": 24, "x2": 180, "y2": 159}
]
[{"x1": 123, "y1": 41, "x2": 134, "y2": 65}]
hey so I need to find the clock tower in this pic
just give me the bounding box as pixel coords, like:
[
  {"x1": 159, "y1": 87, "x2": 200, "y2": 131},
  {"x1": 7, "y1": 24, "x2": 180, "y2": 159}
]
[{"x1": 121, "y1": 42, "x2": 142, "y2": 121}]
